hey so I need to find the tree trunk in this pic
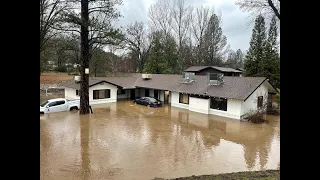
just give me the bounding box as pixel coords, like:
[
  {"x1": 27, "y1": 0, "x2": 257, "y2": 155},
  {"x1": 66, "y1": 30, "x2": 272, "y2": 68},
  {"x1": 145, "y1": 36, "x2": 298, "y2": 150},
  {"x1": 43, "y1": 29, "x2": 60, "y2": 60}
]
[{"x1": 80, "y1": 0, "x2": 90, "y2": 114}]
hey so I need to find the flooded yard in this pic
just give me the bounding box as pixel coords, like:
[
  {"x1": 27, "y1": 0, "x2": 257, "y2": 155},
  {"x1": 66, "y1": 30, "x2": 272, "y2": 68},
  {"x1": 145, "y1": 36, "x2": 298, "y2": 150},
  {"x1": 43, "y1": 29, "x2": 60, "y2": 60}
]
[{"x1": 40, "y1": 98, "x2": 280, "y2": 180}]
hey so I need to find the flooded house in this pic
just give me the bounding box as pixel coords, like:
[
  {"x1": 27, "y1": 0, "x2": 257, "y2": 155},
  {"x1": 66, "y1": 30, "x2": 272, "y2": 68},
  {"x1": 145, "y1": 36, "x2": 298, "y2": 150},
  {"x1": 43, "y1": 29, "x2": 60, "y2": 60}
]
[{"x1": 62, "y1": 68, "x2": 278, "y2": 120}]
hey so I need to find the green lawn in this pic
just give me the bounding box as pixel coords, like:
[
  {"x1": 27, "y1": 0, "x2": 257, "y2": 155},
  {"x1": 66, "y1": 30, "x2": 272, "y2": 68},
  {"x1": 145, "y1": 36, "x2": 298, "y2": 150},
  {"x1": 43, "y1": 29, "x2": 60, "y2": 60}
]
[{"x1": 152, "y1": 170, "x2": 280, "y2": 180}]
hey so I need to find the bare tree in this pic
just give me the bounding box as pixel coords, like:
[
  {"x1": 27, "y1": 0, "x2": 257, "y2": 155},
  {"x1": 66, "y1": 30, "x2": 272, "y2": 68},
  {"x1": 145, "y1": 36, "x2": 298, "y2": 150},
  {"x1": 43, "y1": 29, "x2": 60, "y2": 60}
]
[
  {"x1": 40, "y1": 0, "x2": 68, "y2": 75},
  {"x1": 148, "y1": 0, "x2": 173, "y2": 36},
  {"x1": 190, "y1": 6, "x2": 210, "y2": 65},
  {"x1": 236, "y1": 0, "x2": 280, "y2": 21},
  {"x1": 191, "y1": 6, "x2": 210, "y2": 46},
  {"x1": 190, "y1": 7, "x2": 228, "y2": 66},
  {"x1": 40, "y1": 0, "x2": 67, "y2": 53},
  {"x1": 124, "y1": 21, "x2": 148, "y2": 72},
  {"x1": 170, "y1": 0, "x2": 193, "y2": 72}
]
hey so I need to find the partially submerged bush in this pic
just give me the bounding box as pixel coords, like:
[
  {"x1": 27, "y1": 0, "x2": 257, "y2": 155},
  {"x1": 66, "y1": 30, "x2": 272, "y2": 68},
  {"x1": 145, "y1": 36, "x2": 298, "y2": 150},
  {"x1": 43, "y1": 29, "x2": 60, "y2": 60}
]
[{"x1": 245, "y1": 110, "x2": 267, "y2": 124}]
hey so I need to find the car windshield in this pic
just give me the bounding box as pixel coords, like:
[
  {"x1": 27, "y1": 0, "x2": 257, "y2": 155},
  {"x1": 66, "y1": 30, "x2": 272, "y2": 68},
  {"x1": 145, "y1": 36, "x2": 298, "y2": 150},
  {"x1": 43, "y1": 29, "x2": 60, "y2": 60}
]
[
  {"x1": 148, "y1": 97, "x2": 157, "y2": 102},
  {"x1": 40, "y1": 100, "x2": 49, "y2": 107}
]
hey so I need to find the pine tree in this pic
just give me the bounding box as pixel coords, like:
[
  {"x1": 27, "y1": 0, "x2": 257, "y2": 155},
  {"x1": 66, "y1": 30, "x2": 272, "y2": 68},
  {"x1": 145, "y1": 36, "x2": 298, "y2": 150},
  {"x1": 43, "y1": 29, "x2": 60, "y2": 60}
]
[
  {"x1": 144, "y1": 32, "x2": 178, "y2": 74},
  {"x1": 244, "y1": 15, "x2": 266, "y2": 76},
  {"x1": 163, "y1": 35, "x2": 179, "y2": 74},
  {"x1": 263, "y1": 16, "x2": 280, "y2": 88},
  {"x1": 235, "y1": 49, "x2": 244, "y2": 69},
  {"x1": 144, "y1": 36, "x2": 165, "y2": 74}
]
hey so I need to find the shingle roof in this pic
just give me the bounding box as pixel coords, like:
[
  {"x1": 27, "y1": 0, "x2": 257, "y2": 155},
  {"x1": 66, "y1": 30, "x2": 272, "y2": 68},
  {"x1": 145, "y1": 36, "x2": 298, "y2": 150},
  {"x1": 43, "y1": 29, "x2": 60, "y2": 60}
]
[
  {"x1": 212, "y1": 66, "x2": 242, "y2": 73},
  {"x1": 62, "y1": 74, "x2": 273, "y2": 100},
  {"x1": 135, "y1": 74, "x2": 267, "y2": 100},
  {"x1": 184, "y1": 66, "x2": 242, "y2": 73},
  {"x1": 61, "y1": 76, "x2": 137, "y2": 89},
  {"x1": 184, "y1": 66, "x2": 211, "y2": 72}
]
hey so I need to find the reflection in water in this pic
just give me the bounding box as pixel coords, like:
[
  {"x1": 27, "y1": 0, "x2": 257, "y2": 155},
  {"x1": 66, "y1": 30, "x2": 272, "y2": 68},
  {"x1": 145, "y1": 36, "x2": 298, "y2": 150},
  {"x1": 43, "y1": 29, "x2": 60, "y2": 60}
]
[
  {"x1": 80, "y1": 115, "x2": 90, "y2": 180},
  {"x1": 40, "y1": 100, "x2": 280, "y2": 180}
]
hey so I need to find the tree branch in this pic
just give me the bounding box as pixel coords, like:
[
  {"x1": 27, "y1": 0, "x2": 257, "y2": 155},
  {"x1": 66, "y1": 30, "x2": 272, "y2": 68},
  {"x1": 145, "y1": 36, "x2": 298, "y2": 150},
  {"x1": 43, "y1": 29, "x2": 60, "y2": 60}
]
[{"x1": 268, "y1": 0, "x2": 280, "y2": 20}]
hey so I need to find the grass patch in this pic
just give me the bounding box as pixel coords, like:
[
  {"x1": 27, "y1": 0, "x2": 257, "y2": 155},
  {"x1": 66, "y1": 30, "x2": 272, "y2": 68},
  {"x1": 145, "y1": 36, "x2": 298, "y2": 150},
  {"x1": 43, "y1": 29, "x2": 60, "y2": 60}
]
[{"x1": 152, "y1": 170, "x2": 280, "y2": 180}]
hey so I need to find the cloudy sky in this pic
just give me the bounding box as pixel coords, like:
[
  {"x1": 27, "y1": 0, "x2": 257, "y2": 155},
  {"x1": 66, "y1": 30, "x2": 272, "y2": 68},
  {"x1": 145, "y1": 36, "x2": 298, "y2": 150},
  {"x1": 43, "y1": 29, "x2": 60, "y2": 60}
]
[{"x1": 116, "y1": 0, "x2": 254, "y2": 52}]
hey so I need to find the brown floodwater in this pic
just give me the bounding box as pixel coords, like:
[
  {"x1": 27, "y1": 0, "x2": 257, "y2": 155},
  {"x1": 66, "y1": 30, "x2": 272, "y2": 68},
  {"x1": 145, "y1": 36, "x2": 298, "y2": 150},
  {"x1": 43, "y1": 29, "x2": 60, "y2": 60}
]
[{"x1": 40, "y1": 99, "x2": 280, "y2": 180}]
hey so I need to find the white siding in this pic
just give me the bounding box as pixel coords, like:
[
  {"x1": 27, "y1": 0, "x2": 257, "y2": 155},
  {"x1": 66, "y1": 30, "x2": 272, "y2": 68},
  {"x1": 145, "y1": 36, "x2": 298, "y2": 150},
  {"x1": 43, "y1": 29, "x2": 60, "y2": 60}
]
[
  {"x1": 189, "y1": 96, "x2": 210, "y2": 114},
  {"x1": 171, "y1": 92, "x2": 189, "y2": 109},
  {"x1": 209, "y1": 99, "x2": 242, "y2": 119},
  {"x1": 65, "y1": 82, "x2": 118, "y2": 105},
  {"x1": 89, "y1": 83, "x2": 117, "y2": 104},
  {"x1": 65, "y1": 87, "x2": 80, "y2": 100},
  {"x1": 241, "y1": 81, "x2": 269, "y2": 116}
]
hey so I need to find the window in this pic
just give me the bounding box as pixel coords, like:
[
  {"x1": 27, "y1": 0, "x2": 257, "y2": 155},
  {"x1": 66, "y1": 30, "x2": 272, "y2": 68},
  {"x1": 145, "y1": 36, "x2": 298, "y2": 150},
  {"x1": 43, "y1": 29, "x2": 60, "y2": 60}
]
[
  {"x1": 257, "y1": 96, "x2": 263, "y2": 108},
  {"x1": 47, "y1": 100, "x2": 65, "y2": 107},
  {"x1": 117, "y1": 89, "x2": 126, "y2": 95},
  {"x1": 56, "y1": 100, "x2": 65, "y2": 106},
  {"x1": 93, "y1": 89, "x2": 110, "y2": 99},
  {"x1": 76, "y1": 90, "x2": 80, "y2": 96},
  {"x1": 179, "y1": 93, "x2": 189, "y2": 104},
  {"x1": 48, "y1": 102, "x2": 57, "y2": 107},
  {"x1": 210, "y1": 97, "x2": 227, "y2": 111},
  {"x1": 40, "y1": 101, "x2": 49, "y2": 107},
  {"x1": 148, "y1": 97, "x2": 157, "y2": 103}
]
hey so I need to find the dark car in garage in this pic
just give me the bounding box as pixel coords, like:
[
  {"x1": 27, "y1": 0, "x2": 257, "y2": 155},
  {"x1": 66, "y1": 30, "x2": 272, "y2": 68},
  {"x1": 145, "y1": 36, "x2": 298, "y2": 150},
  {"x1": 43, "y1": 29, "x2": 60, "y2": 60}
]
[{"x1": 133, "y1": 97, "x2": 163, "y2": 107}]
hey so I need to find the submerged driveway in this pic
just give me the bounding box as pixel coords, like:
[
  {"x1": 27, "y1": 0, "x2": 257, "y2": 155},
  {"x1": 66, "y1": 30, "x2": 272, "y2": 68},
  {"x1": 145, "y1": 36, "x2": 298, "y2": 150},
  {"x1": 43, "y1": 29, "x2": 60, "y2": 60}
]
[{"x1": 40, "y1": 100, "x2": 280, "y2": 180}]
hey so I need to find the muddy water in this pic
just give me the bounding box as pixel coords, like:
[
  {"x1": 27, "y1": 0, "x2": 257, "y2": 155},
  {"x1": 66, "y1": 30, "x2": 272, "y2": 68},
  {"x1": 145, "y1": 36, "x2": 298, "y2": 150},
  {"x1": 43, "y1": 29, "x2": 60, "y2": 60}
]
[{"x1": 40, "y1": 100, "x2": 280, "y2": 180}]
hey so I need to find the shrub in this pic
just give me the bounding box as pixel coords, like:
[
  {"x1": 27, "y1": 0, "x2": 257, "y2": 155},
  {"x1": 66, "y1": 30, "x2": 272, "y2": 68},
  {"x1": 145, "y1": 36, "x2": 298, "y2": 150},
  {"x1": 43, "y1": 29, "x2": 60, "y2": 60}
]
[
  {"x1": 54, "y1": 65, "x2": 67, "y2": 72},
  {"x1": 246, "y1": 110, "x2": 267, "y2": 124}
]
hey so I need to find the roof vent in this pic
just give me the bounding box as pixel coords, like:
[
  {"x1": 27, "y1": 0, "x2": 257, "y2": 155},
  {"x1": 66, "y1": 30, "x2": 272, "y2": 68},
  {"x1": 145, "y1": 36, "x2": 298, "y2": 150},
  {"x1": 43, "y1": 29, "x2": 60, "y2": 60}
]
[
  {"x1": 142, "y1": 74, "x2": 152, "y2": 80},
  {"x1": 75, "y1": 75, "x2": 81, "y2": 83},
  {"x1": 181, "y1": 72, "x2": 195, "y2": 83},
  {"x1": 208, "y1": 73, "x2": 223, "y2": 85}
]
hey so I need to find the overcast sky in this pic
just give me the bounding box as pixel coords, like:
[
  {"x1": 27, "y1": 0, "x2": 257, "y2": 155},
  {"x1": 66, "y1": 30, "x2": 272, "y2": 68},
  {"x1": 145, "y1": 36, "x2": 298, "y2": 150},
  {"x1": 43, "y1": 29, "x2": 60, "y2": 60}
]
[{"x1": 116, "y1": 0, "x2": 254, "y2": 52}]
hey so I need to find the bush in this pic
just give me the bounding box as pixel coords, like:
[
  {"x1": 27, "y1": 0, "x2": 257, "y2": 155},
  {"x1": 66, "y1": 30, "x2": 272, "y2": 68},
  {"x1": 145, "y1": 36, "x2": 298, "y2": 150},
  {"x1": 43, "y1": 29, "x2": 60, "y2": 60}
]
[
  {"x1": 246, "y1": 110, "x2": 267, "y2": 124},
  {"x1": 54, "y1": 66, "x2": 67, "y2": 72}
]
